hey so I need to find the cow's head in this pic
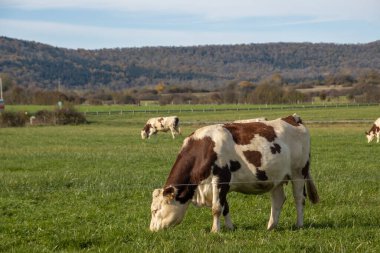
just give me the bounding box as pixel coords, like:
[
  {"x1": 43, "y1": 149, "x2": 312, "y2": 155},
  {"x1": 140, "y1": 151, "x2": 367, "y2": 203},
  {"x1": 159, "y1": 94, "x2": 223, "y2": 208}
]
[
  {"x1": 141, "y1": 124, "x2": 151, "y2": 139},
  {"x1": 365, "y1": 124, "x2": 379, "y2": 143},
  {"x1": 150, "y1": 186, "x2": 188, "y2": 231},
  {"x1": 365, "y1": 130, "x2": 375, "y2": 143}
]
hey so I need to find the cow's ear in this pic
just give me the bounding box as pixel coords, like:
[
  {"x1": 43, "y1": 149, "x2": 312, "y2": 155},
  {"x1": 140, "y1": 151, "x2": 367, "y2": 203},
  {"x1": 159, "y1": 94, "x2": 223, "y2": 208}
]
[{"x1": 163, "y1": 186, "x2": 177, "y2": 200}]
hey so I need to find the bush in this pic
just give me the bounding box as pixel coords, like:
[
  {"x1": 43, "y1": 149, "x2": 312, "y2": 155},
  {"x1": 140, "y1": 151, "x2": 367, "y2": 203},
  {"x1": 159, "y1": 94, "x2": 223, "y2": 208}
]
[
  {"x1": 31, "y1": 108, "x2": 87, "y2": 126},
  {"x1": 34, "y1": 110, "x2": 55, "y2": 125},
  {"x1": 54, "y1": 108, "x2": 87, "y2": 125},
  {"x1": 0, "y1": 111, "x2": 28, "y2": 127}
]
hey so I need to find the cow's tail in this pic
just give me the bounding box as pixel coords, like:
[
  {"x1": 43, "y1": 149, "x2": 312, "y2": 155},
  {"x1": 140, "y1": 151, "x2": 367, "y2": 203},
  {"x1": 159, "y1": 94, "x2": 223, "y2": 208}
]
[
  {"x1": 305, "y1": 172, "x2": 319, "y2": 204},
  {"x1": 303, "y1": 158, "x2": 319, "y2": 204}
]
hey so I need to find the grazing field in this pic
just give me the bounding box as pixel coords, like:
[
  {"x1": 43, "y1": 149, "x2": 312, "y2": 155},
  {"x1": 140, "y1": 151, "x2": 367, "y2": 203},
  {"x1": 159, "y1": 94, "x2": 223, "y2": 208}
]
[{"x1": 1, "y1": 106, "x2": 380, "y2": 252}]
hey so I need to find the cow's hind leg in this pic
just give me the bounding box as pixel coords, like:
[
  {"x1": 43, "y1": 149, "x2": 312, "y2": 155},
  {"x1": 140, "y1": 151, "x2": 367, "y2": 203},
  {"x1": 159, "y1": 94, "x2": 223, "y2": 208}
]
[
  {"x1": 175, "y1": 126, "x2": 181, "y2": 135},
  {"x1": 291, "y1": 177, "x2": 306, "y2": 228},
  {"x1": 267, "y1": 183, "x2": 286, "y2": 230}
]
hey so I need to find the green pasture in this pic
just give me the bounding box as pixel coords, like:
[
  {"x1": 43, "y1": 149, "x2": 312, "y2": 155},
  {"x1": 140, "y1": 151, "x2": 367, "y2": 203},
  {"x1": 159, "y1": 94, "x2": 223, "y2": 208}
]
[{"x1": 1, "y1": 106, "x2": 380, "y2": 252}]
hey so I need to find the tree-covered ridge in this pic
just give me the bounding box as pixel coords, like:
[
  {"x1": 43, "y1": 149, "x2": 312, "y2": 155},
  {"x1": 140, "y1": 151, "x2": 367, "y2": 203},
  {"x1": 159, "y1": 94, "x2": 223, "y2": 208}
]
[{"x1": 0, "y1": 36, "x2": 380, "y2": 90}]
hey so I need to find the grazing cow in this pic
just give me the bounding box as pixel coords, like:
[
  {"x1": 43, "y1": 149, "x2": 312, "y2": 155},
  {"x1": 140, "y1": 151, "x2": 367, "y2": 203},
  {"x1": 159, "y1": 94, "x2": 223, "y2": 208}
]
[
  {"x1": 150, "y1": 114, "x2": 319, "y2": 232},
  {"x1": 141, "y1": 116, "x2": 180, "y2": 139},
  {"x1": 365, "y1": 118, "x2": 380, "y2": 143}
]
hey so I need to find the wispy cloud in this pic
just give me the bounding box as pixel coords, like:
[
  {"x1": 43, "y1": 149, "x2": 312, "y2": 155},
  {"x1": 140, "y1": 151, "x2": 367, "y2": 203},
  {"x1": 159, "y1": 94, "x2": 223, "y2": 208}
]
[
  {"x1": 3, "y1": 0, "x2": 380, "y2": 21},
  {"x1": 0, "y1": 18, "x2": 262, "y2": 48},
  {"x1": 1, "y1": 0, "x2": 379, "y2": 48}
]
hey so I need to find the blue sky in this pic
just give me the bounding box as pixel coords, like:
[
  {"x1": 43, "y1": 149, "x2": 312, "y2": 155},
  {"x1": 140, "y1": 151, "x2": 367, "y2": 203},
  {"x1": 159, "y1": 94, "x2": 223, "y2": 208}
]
[{"x1": 0, "y1": 0, "x2": 379, "y2": 49}]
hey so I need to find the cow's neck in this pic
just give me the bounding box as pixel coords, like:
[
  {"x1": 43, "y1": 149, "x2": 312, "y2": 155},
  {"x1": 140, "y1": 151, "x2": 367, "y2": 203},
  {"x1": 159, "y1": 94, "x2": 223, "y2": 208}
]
[{"x1": 164, "y1": 137, "x2": 217, "y2": 204}]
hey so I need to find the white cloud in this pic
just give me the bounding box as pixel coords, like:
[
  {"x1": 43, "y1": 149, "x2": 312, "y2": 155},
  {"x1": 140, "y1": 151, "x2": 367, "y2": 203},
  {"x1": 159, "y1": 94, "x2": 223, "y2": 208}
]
[
  {"x1": 0, "y1": 18, "x2": 256, "y2": 48},
  {"x1": 1, "y1": 0, "x2": 378, "y2": 48},
  {"x1": 3, "y1": 0, "x2": 380, "y2": 22}
]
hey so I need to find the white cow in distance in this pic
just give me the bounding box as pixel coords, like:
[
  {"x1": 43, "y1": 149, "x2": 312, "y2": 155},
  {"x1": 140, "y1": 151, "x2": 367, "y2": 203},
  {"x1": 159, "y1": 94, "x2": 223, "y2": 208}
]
[
  {"x1": 365, "y1": 118, "x2": 380, "y2": 143},
  {"x1": 141, "y1": 116, "x2": 180, "y2": 139},
  {"x1": 150, "y1": 114, "x2": 319, "y2": 232}
]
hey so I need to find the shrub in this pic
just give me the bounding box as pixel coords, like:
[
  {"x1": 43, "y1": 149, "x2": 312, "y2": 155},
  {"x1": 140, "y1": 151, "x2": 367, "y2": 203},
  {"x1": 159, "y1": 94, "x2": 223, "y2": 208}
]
[
  {"x1": 54, "y1": 108, "x2": 87, "y2": 125},
  {"x1": 1, "y1": 107, "x2": 86, "y2": 127},
  {"x1": 34, "y1": 110, "x2": 55, "y2": 125},
  {"x1": 31, "y1": 108, "x2": 87, "y2": 126},
  {"x1": 0, "y1": 111, "x2": 28, "y2": 127}
]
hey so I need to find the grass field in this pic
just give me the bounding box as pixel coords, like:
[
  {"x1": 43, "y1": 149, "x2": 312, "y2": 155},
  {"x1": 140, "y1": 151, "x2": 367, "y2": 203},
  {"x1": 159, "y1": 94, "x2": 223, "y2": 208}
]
[{"x1": 1, "y1": 105, "x2": 380, "y2": 252}]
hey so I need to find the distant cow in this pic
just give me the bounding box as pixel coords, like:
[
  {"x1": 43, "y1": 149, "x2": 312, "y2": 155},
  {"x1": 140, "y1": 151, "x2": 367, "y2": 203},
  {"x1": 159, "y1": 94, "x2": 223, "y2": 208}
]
[
  {"x1": 365, "y1": 118, "x2": 380, "y2": 143},
  {"x1": 150, "y1": 114, "x2": 319, "y2": 232},
  {"x1": 141, "y1": 116, "x2": 180, "y2": 139}
]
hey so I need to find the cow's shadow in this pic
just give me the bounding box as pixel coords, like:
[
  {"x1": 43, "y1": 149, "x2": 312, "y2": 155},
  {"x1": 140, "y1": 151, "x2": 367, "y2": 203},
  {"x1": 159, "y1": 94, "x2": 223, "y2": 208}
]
[{"x1": 227, "y1": 220, "x2": 377, "y2": 231}]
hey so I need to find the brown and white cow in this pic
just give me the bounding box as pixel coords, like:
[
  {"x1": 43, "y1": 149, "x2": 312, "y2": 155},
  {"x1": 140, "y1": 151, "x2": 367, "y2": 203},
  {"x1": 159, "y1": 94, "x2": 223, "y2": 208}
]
[
  {"x1": 150, "y1": 114, "x2": 319, "y2": 232},
  {"x1": 141, "y1": 116, "x2": 180, "y2": 139},
  {"x1": 365, "y1": 118, "x2": 380, "y2": 143}
]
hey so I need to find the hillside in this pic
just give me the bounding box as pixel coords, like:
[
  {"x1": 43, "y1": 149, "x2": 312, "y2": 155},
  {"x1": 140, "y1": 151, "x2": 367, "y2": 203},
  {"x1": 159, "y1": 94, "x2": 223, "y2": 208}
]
[{"x1": 0, "y1": 36, "x2": 380, "y2": 90}]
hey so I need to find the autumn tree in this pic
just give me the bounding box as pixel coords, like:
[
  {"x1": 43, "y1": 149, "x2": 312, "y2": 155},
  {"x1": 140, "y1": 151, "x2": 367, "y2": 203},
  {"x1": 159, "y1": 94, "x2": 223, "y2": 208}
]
[
  {"x1": 0, "y1": 73, "x2": 14, "y2": 92},
  {"x1": 6, "y1": 86, "x2": 28, "y2": 104},
  {"x1": 358, "y1": 70, "x2": 380, "y2": 85},
  {"x1": 237, "y1": 81, "x2": 255, "y2": 103},
  {"x1": 283, "y1": 87, "x2": 309, "y2": 103},
  {"x1": 221, "y1": 82, "x2": 238, "y2": 104},
  {"x1": 250, "y1": 83, "x2": 284, "y2": 104},
  {"x1": 155, "y1": 81, "x2": 166, "y2": 93}
]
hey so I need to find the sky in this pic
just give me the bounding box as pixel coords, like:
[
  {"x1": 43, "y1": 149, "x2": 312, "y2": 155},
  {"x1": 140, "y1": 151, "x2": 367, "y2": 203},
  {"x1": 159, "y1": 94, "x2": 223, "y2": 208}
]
[{"x1": 0, "y1": 0, "x2": 379, "y2": 49}]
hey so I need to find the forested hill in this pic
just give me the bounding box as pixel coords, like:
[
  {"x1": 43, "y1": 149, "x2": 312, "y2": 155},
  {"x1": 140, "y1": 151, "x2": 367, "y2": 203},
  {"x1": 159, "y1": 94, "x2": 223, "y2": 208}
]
[{"x1": 1, "y1": 36, "x2": 380, "y2": 90}]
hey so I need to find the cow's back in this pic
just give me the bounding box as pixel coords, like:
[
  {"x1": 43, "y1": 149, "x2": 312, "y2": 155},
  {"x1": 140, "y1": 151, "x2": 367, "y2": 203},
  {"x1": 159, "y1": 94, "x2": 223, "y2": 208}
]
[
  {"x1": 163, "y1": 116, "x2": 178, "y2": 127},
  {"x1": 375, "y1": 118, "x2": 380, "y2": 126}
]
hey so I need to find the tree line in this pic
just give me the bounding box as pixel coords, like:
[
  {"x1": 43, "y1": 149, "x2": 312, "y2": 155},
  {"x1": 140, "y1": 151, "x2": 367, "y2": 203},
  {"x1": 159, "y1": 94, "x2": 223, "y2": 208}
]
[
  {"x1": 1, "y1": 36, "x2": 380, "y2": 91},
  {"x1": 2, "y1": 70, "x2": 379, "y2": 105}
]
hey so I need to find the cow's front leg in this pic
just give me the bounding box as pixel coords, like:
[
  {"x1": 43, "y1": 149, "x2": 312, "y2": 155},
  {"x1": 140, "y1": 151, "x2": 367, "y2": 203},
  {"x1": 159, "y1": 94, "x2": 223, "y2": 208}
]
[
  {"x1": 170, "y1": 128, "x2": 176, "y2": 139},
  {"x1": 211, "y1": 179, "x2": 222, "y2": 232},
  {"x1": 223, "y1": 201, "x2": 234, "y2": 230},
  {"x1": 211, "y1": 206, "x2": 222, "y2": 232},
  {"x1": 267, "y1": 183, "x2": 286, "y2": 230},
  {"x1": 377, "y1": 132, "x2": 380, "y2": 143},
  {"x1": 149, "y1": 127, "x2": 158, "y2": 139}
]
